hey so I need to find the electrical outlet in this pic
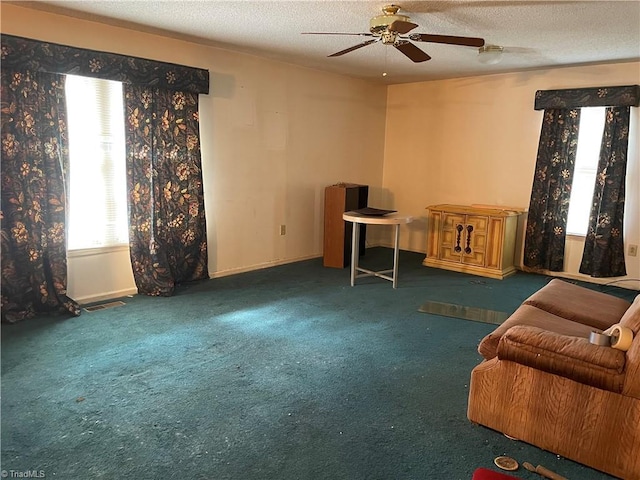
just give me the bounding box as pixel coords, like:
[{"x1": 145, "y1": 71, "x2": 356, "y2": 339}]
[
  {"x1": 629, "y1": 244, "x2": 638, "y2": 257},
  {"x1": 280, "y1": 225, "x2": 286, "y2": 236}
]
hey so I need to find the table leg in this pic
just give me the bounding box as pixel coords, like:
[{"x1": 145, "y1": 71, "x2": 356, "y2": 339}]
[
  {"x1": 350, "y1": 221, "x2": 360, "y2": 286},
  {"x1": 392, "y1": 223, "x2": 400, "y2": 288}
]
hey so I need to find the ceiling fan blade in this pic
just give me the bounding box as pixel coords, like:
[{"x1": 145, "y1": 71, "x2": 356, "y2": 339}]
[
  {"x1": 328, "y1": 39, "x2": 379, "y2": 57},
  {"x1": 394, "y1": 41, "x2": 431, "y2": 63},
  {"x1": 388, "y1": 20, "x2": 418, "y2": 34},
  {"x1": 302, "y1": 32, "x2": 374, "y2": 37},
  {"x1": 408, "y1": 33, "x2": 485, "y2": 47}
]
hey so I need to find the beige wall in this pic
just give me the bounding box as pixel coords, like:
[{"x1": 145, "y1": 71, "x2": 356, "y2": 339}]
[
  {"x1": 1, "y1": 4, "x2": 387, "y2": 303},
  {"x1": 3, "y1": 4, "x2": 639, "y2": 300},
  {"x1": 384, "y1": 63, "x2": 640, "y2": 287}
]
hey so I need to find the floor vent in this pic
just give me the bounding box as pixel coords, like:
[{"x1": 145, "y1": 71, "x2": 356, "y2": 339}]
[{"x1": 84, "y1": 301, "x2": 126, "y2": 312}]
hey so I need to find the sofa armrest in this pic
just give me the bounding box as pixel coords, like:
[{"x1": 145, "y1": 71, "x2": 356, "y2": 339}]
[{"x1": 497, "y1": 325, "x2": 626, "y2": 392}]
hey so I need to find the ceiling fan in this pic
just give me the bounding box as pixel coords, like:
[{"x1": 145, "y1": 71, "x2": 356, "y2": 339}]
[{"x1": 302, "y1": 4, "x2": 485, "y2": 63}]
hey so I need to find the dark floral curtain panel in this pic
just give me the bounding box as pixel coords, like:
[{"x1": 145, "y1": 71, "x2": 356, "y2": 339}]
[
  {"x1": 1, "y1": 34, "x2": 210, "y2": 319},
  {"x1": 124, "y1": 85, "x2": 208, "y2": 296},
  {"x1": 579, "y1": 106, "x2": 630, "y2": 277},
  {"x1": 1, "y1": 70, "x2": 81, "y2": 322},
  {"x1": 523, "y1": 108, "x2": 581, "y2": 271},
  {"x1": 525, "y1": 85, "x2": 639, "y2": 276}
]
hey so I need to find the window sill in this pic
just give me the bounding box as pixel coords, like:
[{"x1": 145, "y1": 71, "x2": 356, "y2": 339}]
[
  {"x1": 566, "y1": 233, "x2": 587, "y2": 239},
  {"x1": 68, "y1": 244, "x2": 130, "y2": 258}
]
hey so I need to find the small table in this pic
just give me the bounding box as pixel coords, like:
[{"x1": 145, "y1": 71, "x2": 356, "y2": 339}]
[{"x1": 342, "y1": 211, "x2": 414, "y2": 288}]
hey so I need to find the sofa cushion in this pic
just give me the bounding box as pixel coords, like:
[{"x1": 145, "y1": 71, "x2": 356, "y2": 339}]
[
  {"x1": 523, "y1": 279, "x2": 631, "y2": 330},
  {"x1": 620, "y1": 295, "x2": 640, "y2": 398},
  {"x1": 478, "y1": 304, "x2": 597, "y2": 360},
  {"x1": 619, "y1": 294, "x2": 640, "y2": 333},
  {"x1": 497, "y1": 325, "x2": 626, "y2": 392}
]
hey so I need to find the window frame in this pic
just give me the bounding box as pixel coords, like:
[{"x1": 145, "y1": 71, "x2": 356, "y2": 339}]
[
  {"x1": 565, "y1": 106, "x2": 606, "y2": 237},
  {"x1": 65, "y1": 74, "x2": 129, "y2": 251}
]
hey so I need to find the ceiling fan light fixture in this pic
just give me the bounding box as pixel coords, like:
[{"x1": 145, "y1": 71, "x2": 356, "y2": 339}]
[
  {"x1": 382, "y1": 31, "x2": 398, "y2": 45},
  {"x1": 478, "y1": 45, "x2": 504, "y2": 65}
]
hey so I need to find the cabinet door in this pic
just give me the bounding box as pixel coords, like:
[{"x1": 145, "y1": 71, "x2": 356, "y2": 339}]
[
  {"x1": 485, "y1": 217, "x2": 505, "y2": 270},
  {"x1": 462, "y1": 215, "x2": 488, "y2": 266},
  {"x1": 426, "y1": 210, "x2": 442, "y2": 259},
  {"x1": 439, "y1": 213, "x2": 465, "y2": 262}
]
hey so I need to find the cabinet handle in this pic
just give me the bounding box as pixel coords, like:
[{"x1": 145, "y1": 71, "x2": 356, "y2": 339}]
[
  {"x1": 454, "y1": 224, "x2": 463, "y2": 252},
  {"x1": 465, "y1": 225, "x2": 473, "y2": 254}
]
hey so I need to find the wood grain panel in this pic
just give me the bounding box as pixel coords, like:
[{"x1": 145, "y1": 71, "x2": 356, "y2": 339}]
[
  {"x1": 468, "y1": 358, "x2": 640, "y2": 479},
  {"x1": 323, "y1": 184, "x2": 367, "y2": 268},
  {"x1": 424, "y1": 205, "x2": 522, "y2": 279}
]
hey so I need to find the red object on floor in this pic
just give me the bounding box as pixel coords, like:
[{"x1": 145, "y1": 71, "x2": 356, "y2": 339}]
[{"x1": 472, "y1": 467, "x2": 521, "y2": 480}]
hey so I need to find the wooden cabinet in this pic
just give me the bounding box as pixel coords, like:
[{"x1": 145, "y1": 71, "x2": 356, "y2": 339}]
[
  {"x1": 323, "y1": 183, "x2": 368, "y2": 268},
  {"x1": 423, "y1": 204, "x2": 523, "y2": 279}
]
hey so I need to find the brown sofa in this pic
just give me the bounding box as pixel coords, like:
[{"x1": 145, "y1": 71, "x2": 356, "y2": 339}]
[{"x1": 467, "y1": 279, "x2": 640, "y2": 480}]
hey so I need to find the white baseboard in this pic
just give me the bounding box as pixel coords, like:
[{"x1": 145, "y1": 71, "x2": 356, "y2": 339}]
[
  {"x1": 73, "y1": 255, "x2": 325, "y2": 304},
  {"x1": 209, "y1": 254, "x2": 322, "y2": 279}
]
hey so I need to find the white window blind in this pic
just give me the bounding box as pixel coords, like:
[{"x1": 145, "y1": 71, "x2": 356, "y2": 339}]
[
  {"x1": 566, "y1": 107, "x2": 606, "y2": 236},
  {"x1": 65, "y1": 75, "x2": 128, "y2": 250}
]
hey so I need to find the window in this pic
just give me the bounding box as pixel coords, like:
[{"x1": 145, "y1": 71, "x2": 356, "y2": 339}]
[
  {"x1": 566, "y1": 107, "x2": 606, "y2": 235},
  {"x1": 65, "y1": 75, "x2": 128, "y2": 250}
]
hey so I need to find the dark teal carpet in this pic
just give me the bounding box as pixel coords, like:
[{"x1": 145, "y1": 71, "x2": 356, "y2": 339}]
[{"x1": 2, "y1": 248, "x2": 633, "y2": 479}]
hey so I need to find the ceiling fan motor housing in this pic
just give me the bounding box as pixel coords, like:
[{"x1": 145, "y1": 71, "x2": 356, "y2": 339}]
[{"x1": 370, "y1": 5, "x2": 409, "y2": 33}]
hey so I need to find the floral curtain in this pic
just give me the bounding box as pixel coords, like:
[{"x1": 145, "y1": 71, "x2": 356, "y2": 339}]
[
  {"x1": 1, "y1": 34, "x2": 210, "y2": 319},
  {"x1": 124, "y1": 85, "x2": 208, "y2": 296},
  {"x1": 1, "y1": 70, "x2": 81, "y2": 323},
  {"x1": 579, "y1": 106, "x2": 630, "y2": 277},
  {"x1": 2, "y1": 34, "x2": 209, "y2": 95},
  {"x1": 534, "y1": 85, "x2": 639, "y2": 110},
  {"x1": 523, "y1": 108, "x2": 581, "y2": 271}
]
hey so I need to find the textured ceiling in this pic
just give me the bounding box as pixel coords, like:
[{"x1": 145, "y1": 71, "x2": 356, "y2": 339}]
[{"x1": 15, "y1": 0, "x2": 640, "y2": 84}]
